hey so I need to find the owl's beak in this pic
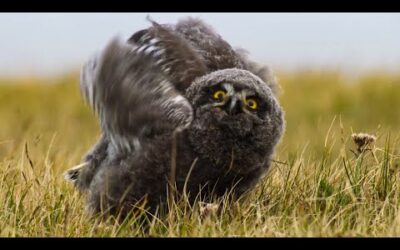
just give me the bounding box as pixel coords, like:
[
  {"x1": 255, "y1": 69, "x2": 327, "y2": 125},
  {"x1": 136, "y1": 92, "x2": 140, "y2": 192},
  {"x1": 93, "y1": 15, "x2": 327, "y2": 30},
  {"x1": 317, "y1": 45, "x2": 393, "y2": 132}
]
[{"x1": 226, "y1": 96, "x2": 241, "y2": 115}]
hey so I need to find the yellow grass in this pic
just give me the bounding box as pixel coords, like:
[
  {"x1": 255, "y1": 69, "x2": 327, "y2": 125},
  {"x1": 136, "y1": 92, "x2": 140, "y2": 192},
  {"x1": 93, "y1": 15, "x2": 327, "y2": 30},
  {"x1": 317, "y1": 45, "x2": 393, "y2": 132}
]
[{"x1": 0, "y1": 70, "x2": 400, "y2": 236}]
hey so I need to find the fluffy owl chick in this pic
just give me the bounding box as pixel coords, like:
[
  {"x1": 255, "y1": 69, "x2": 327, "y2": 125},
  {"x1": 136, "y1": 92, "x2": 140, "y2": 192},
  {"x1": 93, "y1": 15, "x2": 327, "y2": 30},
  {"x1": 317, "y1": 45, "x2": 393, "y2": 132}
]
[{"x1": 65, "y1": 17, "x2": 285, "y2": 218}]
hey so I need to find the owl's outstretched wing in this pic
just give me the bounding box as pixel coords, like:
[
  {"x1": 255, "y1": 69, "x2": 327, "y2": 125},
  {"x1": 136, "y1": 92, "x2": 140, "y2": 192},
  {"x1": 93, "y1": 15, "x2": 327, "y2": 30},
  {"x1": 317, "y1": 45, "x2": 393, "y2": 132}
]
[
  {"x1": 173, "y1": 17, "x2": 279, "y2": 95},
  {"x1": 80, "y1": 37, "x2": 195, "y2": 154},
  {"x1": 128, "y1": 19, "x2": 207, "y2": 92}
]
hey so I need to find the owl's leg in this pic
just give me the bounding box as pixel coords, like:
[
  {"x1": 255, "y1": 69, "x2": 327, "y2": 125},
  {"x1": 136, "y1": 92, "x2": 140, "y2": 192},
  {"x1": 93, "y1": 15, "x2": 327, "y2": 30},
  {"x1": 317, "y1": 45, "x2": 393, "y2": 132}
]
[{"x1": 64, "y1": 134, "x2": 109, "y2": 192}]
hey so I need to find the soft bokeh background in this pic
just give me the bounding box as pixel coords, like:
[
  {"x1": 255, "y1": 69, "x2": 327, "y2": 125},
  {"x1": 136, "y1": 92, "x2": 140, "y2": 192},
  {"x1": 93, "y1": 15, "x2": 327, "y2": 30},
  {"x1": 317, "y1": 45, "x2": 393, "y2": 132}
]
[{"x1": 0, "y1": 13, "x2": 399, "y2": 77}]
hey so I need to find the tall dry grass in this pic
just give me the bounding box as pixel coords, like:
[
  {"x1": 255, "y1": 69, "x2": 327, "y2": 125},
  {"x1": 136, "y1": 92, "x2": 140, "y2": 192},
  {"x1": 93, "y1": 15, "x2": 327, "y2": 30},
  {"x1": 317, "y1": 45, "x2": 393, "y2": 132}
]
[{"x1": 0, "y1": 70, "x2": 399, "y2": 236}]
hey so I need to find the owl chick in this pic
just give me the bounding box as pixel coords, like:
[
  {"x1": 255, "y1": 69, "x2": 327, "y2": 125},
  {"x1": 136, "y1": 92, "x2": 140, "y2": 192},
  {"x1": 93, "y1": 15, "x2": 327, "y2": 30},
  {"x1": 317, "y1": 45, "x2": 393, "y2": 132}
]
[{"x1": 65, "y1": 17, "x2": 285, "y2": 218}]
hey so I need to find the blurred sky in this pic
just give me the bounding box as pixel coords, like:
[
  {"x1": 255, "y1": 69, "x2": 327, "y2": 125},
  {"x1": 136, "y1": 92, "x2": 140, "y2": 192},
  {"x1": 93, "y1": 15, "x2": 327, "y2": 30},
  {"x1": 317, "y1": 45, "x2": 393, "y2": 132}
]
[{"x1": 0, "y1": 13, "x2": 399, "y2": 77}]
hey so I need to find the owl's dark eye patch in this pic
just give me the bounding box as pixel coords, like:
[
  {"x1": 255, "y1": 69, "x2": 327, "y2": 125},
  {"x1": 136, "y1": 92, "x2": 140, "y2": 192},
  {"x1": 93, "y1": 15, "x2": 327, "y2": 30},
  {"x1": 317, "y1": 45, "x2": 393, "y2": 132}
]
[
  {"x1": 194, "y1": 84, "x2": 224, "y2": 107},
  {"x1": 244, "y1": 95, "x2": 270, "y2": 117},
  {"x1": 245, "y1": 97, "x2": 258, "y2": 110},
  {"x1": 204, "y1": 84, "x2": 228, "y2": 100},
  {"x1": 213, "y1": 90, "x2": 227, "y2": 101}
]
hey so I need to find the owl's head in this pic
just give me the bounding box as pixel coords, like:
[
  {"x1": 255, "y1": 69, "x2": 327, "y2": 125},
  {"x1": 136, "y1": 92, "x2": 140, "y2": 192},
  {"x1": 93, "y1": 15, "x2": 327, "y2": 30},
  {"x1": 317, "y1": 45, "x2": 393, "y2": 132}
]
[
  {"x1": 185, "y1": 68, "x2": 284, "y2": 169},
  {"x1": 186, "y1": 68, "x2": 283, "y2": 136}
]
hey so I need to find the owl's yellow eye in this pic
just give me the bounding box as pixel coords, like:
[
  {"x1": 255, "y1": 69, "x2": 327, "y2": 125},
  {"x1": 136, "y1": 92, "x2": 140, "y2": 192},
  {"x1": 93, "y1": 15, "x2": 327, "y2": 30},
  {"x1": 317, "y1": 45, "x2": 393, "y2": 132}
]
[
  {"x1": 213, "y1": 90, "x2": 227, "y2": 100},
  {"x1": 245, "y1": 98, "x2": 258, "y2": 110}
]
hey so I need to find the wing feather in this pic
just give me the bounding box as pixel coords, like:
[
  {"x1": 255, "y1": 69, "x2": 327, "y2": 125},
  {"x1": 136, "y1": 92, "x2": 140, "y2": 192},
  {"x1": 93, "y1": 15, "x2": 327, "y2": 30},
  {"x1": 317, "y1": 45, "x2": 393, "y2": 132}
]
[
  {"x1": 80, "y1": 37, "x2": 193, "y2": 154},
  {"x1": 128, "y1": 19, "x2": 207, "y2": 92}
]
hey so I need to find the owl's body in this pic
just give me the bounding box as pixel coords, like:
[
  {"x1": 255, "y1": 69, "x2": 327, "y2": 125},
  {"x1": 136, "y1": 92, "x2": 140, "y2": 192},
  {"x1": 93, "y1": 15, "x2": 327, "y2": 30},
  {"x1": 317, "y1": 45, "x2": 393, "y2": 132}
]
[{"x1": 66, "y1": 17, "x2": 284, "y2": 217}]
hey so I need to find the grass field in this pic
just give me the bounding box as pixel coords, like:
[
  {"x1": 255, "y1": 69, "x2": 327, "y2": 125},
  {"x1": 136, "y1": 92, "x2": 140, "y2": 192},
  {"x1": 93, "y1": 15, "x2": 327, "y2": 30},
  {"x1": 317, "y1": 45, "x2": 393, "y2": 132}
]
[{"x1": 0, "y1": 70, "x2": 400, "y2": 236}]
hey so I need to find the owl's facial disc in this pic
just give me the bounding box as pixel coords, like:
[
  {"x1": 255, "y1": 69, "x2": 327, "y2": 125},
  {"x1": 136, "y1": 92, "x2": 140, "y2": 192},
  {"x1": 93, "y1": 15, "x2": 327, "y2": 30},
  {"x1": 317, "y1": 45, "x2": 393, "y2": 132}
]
[{"x1": 210, "y1": 83, "x2": 260, "y2": 117}]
